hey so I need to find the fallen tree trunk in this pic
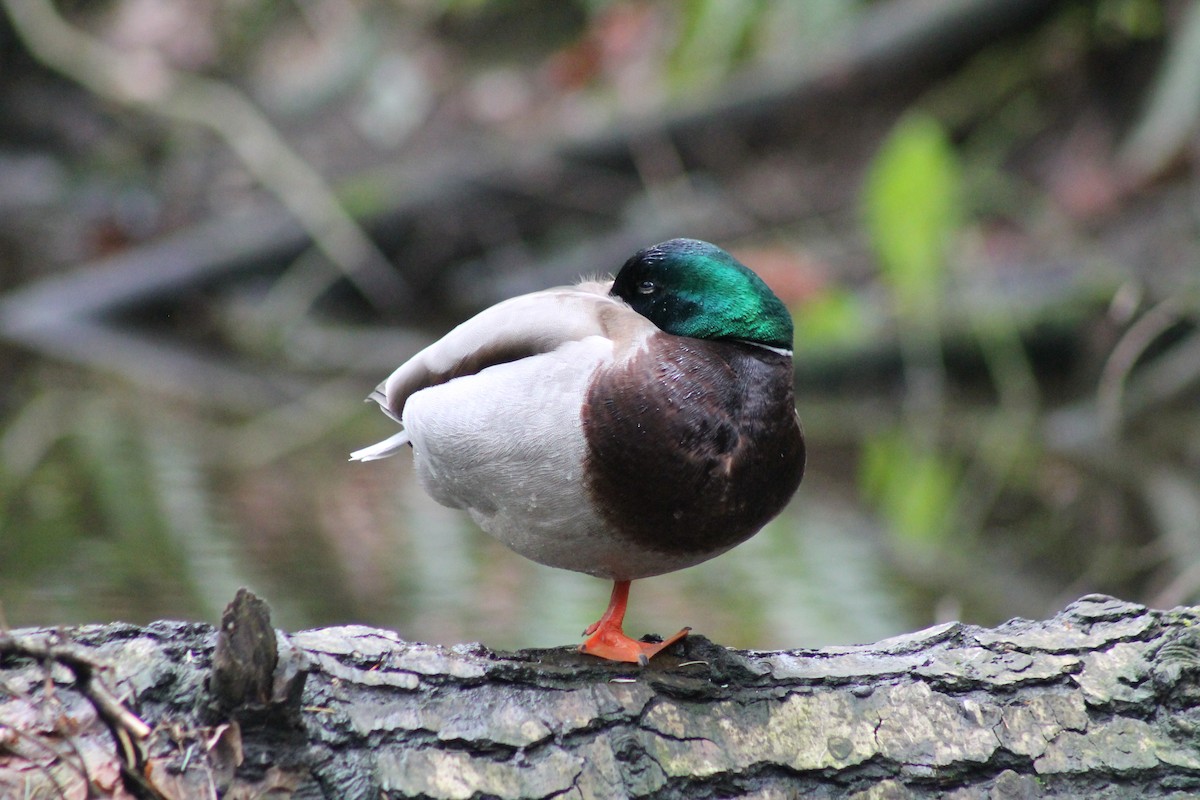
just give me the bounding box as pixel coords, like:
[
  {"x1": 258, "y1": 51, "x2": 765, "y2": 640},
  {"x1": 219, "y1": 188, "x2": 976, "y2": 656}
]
[{"x1": 2, "y1": 592, "x2": 1199, "y2": 798}]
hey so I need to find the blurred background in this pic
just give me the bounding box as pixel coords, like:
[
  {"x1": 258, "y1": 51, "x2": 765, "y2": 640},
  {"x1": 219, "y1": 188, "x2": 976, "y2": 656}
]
[{"x1": 0, "y1": 0, "x2": 1197, "y2": 652}]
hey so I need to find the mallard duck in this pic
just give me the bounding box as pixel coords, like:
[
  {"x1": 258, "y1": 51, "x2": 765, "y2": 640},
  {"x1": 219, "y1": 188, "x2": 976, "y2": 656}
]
[{"x1": 351, "y1": 238, "x2": 805, "y2": 664}]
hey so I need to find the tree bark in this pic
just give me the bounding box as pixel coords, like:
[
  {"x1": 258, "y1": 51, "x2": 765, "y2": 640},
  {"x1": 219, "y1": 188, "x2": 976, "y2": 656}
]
[{"x1": 3, "y1": 592, "x2": 1200, "y2": 799}]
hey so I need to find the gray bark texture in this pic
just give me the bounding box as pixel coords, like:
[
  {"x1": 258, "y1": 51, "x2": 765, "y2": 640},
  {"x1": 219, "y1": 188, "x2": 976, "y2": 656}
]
[{"x1": 3, "y1": 591, "x2": 1200, "y2": 799}]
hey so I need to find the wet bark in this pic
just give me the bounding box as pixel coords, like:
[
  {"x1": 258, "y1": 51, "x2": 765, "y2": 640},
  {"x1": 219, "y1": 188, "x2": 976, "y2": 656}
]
[{"x1": 3, "y1": 592, "x2": 1200, "y2": 799}]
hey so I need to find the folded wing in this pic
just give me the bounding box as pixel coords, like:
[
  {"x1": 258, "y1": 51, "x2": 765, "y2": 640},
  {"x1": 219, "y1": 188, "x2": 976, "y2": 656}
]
[{"x1": 351, "y1": 282, "x2": 629, "y2": 462}]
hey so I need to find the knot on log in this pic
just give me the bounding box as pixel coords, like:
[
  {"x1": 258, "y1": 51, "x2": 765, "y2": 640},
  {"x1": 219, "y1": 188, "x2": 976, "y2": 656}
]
[{"x1": 206, "y1": 588, "x2": 308, "y2": 723}]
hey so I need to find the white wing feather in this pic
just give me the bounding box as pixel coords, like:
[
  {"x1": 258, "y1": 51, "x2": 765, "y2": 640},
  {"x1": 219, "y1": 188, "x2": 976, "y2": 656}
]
[{"x1": 349, "y1": 281, "x2": 630, "y2": 462}]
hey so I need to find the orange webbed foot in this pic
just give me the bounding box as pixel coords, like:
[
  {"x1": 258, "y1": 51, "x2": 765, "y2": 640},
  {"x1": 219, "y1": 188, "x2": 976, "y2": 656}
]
[
  {"x1": 579, "y1": 624, "x2": 690, "y2": 665},
  {"x1": 577, "y1": 580, "x2": 690, "y2": 664}
]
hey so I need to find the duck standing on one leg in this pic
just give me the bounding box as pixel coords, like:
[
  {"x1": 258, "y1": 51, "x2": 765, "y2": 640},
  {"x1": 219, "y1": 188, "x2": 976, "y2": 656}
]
[{"x1": 351, "y1": 238, "x2": 805, "y2": 664}]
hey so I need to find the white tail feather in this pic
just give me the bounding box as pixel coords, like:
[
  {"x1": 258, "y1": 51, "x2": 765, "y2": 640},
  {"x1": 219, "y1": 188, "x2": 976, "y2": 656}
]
[{"x1": 349, "y1": 430, "x2": 411, "y2": 462}]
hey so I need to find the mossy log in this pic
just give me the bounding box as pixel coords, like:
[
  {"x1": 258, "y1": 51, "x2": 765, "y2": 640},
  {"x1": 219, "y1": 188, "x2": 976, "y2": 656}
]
[{"x1": 3, "y1": 592, "x2": 1200, "y2": 799}]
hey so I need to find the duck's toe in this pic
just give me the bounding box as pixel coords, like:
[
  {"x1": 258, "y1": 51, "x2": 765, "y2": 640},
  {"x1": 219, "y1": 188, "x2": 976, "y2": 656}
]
[{"x1": 579, "y1": 625, "x2": 690, "y2": 665}]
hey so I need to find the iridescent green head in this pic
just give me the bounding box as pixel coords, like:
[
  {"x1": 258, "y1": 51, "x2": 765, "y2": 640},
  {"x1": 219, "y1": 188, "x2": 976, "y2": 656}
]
[{"x1": 610, "y1": 238, "x2": 793, "y2": 350}]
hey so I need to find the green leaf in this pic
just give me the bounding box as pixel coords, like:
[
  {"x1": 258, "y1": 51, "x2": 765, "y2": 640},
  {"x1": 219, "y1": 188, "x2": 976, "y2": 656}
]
[
  {"x1": 863, "y1": 113, "x2": 962, "y2": 316},
  {"x1": 860, "y1": 429, "x2": 959, "y2": 548},
  {"x1": 793, "y1": 286, "x2": 872, "y2": 351},
  {"x1": 669, "y1": 0, "x2": 765, "y2": 89}
]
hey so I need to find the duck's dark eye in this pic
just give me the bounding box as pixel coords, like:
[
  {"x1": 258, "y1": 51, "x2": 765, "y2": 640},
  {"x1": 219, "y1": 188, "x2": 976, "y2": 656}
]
[{"x1": 637, "y1": 280, "x2": 656, "y2": 295}]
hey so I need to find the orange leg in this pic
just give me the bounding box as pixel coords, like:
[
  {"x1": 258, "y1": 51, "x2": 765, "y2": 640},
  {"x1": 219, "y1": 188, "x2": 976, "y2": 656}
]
[{"x1": 578, "y1": 580, "x2": 690, "y2": 665}]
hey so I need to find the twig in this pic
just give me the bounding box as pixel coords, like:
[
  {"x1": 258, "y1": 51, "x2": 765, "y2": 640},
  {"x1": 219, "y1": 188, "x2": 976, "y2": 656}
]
[
  {"x1": 1117, "y1": 0, "x2": 1200, "y2": 183},
  {"x1": 0, "y1": 631, "x2": 159, "y2": 796},
  {"x1": 0, "y1": 0, "x2": 408, "y2": 311},
  {"x1": 1122, "y1": 327, "x2": 1200, "y2": 420},
  {"x1": 1097, "y1": 297, "x2": 1185, "y2": 437},
  {"x1": 0, "y1": 634, "x2": 153, "y2": 740},
  {"x1": 954, "y1": 299, "x2": 1041, "y2": 542}
]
